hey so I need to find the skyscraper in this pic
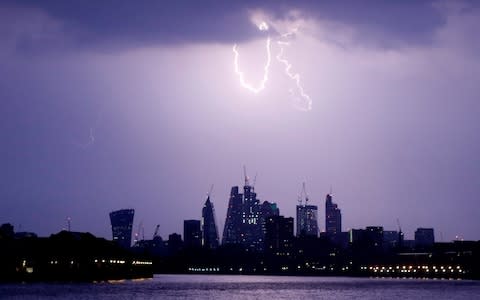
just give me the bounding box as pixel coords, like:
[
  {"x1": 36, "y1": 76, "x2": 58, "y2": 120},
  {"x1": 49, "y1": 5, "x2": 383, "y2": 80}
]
[
  {"x1": 259, "y1": 201, "x2": 280, "y2": 238},
  {"x1": 296, "y1": 204, "x2": 319, "y2": 237},
  {"x1": 109, "y1": 209, "x2": 134, "y2": 248},
  {"x1": 184, "y1": 220, "x2": 202, "y2": 248},
  {"x1": 325, "y1": 194, "x2": 341, "y2": 236},
  {"x1": 202, "y1": 196, "x2": 219, "y2": 249},
  {"x1": 265, "y1": 215, "x2": 294, "y2": 255},
  {"x1": 222, "y1": 186, "x2": 243, "y2": 244},
  {"x1": 222, "y1": 170, "x2": 279, "y2": 252},
  {"x1": 241, "y1": 179, "x2": 261, "y2": 249}
]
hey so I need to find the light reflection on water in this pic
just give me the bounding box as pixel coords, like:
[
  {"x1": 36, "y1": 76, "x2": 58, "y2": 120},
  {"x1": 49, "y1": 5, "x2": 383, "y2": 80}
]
[{"x1": 1, "y1": 275, "x2": 479, "y2": 300}]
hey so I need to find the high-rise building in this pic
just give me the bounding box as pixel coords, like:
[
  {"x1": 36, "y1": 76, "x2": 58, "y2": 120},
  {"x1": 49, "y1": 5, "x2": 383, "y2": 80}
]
[
  {"x1": 415, "y1": 228, "x2": 434, "y2": 248},
  {"x1": 325, "y1": 194, "x2": 341, "y2": 236},
  {"x1": 202, "y1": 196, "x2": 219, "y2": 249},
  {"x1": 259, "y1": 201, "x2": 280, "y2": 238},
  {"x1": 222, "y1": 186, "x2": 243, "y2": 244},
  {"x1": 296, "y1": 204, "x2": 319, "y2": 237},
  {"x1": 265, "y1": 215, "x2": 294, "y2": 255},
  {"x1": 222, "y1": 171, "x2": 279, "y2": 252},
  {"x1": 241, "y1": 180, "x2": 262, "y2": 250},
  {"x1": 184, "y1": 220, "x2": 202, "y2": 248},
  {"x1": 109, "y1": 209, "x2": 134, "y2": 248}
]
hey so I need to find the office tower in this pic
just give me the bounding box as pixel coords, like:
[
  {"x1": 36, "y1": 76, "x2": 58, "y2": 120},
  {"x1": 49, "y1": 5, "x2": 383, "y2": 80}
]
[
  {"x1": 184, "y1": 220, "x2": 202, "y2": 248},
  {"x1": 202, "y1": 196, "x2": 219, "y2": 249},
  {"x1": 222, "y1": 186, "x2": 243, "y2": 244},
  {"x1": 241, "y1": 177, "x2": 262, "y2": 250},
  {"x1": 415, "y1": 228, "x2": 435, "y2": 248},
  {"x1": 325, "y1": 193, "x2": 341, "y2": 236},
  {"x1": 259, "y1": 201, "x2": 280, "y2": 238},
  {"x1": 296, "y1": 205, "x2": 319, "y2": 237},
  {"x1": 109, "y1": 209, "x2": 135, "y2": 248},
  {"x1": 223, "y1": 169, "x2": 279, "y2": 251},
  {"x1": 265, "y1": 215, "x2": 294, "y2": 255},
  {"x1": 365, "y1": 226, "x2": 384, "y2": 249},
  {"x1": 296, "y1": 182, "x2": 318, "y2": 237}
]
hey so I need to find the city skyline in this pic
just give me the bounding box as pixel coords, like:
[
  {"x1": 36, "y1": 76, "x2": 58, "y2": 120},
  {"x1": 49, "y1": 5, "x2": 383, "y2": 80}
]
[
  {"x1": 1, "y1": 174, "x2": 463, "y2": 246},
  {"x1": 1, "y1": 1, "x2": 480, "y2": 242},
  {"x1": 1, "y1": 167, "x2": 478, "y2": 242}
]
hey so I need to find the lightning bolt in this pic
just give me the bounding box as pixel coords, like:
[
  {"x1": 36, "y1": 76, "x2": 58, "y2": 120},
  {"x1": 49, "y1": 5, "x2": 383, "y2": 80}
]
[
  {"x1": 73, "y1": 127, "x2": 95, "y2": 149},
  {"x1": 233, "y1": 37, "x2": 272, "y2": 94},
  {"x1": 276, "y1": 40, "x2": 312, "y2": 111},
  {"x1": 72, "y1": 112, "x2": 102, "y2": 150},
  {"x1": 233, "y1": 21, "x2": 312, "y2": 111}
]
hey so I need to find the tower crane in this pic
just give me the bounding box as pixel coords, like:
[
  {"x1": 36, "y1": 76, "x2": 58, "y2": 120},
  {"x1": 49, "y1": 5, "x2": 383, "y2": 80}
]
[
  {"x1": 153, "y1": 224, "x2": 160, "y2": 239},
  {"x1": 298, "y1": 182, "x2": 309, "y2": 206}
]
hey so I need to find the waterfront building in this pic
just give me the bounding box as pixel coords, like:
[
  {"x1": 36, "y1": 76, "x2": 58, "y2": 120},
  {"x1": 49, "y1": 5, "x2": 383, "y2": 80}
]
[
  {"x1": 415, "y1": 228, "x2": 435, "y2": 248},
  {"x1": 365, "y1": 226, "x2": 384, "y2": 249},
  {"x1": 109, "y1": 209, "x2": 134, "y2": 248},
  {"x1": 184, "y1": 220, "x2": 202, "y2": 248},
  {"x1": 349, "y1": 226, "x2": 384, "y2": 254}
]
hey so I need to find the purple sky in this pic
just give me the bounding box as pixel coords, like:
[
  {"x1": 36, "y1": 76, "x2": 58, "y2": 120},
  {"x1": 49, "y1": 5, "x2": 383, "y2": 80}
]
[{"x1": 1, "y1": 1, "x2": 479, "y2": 241}]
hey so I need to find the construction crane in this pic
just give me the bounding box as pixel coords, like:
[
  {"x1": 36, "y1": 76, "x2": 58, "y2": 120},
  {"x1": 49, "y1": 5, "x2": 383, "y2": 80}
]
[
  {"x1": 243, "y1": 165, "x2": 249, "y2": 186},
  {"x1": 298, "y1": 182, "x2": 309, "y2": 206},
  {"x1": 153, "y1": 224, "x2": 160, "y2": 239}
]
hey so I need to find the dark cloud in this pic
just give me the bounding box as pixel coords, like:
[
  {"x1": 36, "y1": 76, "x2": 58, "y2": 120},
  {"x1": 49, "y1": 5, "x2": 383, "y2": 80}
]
[{"x1": 1, "y1": 0, "x2": 460, "y2": 53}]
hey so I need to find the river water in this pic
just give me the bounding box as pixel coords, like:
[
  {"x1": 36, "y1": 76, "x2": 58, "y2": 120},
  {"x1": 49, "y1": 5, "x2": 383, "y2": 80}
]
[{"x1": 1, "y1": 274, "x2": 479, "y2": 299}]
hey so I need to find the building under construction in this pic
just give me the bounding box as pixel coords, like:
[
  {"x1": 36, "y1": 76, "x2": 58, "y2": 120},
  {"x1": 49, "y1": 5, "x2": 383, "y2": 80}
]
[
  {"x1": 296, "y1": 183, "x2": 318, "y2": 237},
  {"x1": 222, "y1": 168, "x2": 279, "y2": 252}
]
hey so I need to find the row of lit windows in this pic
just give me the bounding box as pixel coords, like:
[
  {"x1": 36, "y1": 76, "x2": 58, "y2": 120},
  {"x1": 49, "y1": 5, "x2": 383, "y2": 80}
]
[{"x1": 362, "y1": 265, "x2": 465, "y2": 274}]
